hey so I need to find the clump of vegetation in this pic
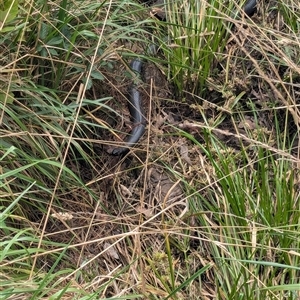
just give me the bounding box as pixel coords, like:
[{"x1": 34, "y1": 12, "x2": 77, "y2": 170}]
[{"x1": 1, "y1": 0, "x2": 300, "y2": 299}]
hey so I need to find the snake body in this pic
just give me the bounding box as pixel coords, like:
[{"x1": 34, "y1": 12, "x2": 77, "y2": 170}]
[
  {"x1": 243, "y1": 0, "x2": 257, "y2": 16},
  {"x1": 110, "y1": 0, "x2": 257, "y2": 156},
  {"x1": 111, "y1": 58, "x2": 146, "y2": 156}
]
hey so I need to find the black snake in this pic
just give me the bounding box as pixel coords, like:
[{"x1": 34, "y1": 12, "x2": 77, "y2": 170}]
[{"x1": 111, "y1": 0, "x2": 257, "y2": 156}]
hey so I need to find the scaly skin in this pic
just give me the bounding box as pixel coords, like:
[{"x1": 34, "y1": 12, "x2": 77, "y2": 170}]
[
  {"x1": 111, "y1": 58, "x2": 146, "y2": 156},
  {"x1": 243, "y1": 0, "x2": 257, "y2": 17}
]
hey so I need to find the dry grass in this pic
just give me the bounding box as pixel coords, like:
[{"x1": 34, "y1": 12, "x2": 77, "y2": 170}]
[{"x1": 1, "y1": 0, "x2": 300, "y2": 299}]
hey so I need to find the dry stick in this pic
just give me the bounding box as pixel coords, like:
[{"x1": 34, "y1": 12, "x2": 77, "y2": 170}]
[
  {"x1": 76, "y1": 196, "x2": 102, "y2": 269},
  {"x1": 138, "y1": 77, "x2": 153, "y2": 294},
  {"x1": 30, "y1": 0, "x2": 114, "y2": 278}
]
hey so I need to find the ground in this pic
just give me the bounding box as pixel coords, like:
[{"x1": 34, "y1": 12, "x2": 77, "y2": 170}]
[{"x1": 5, "y1": 1, "x2": 299, "y2": 298}]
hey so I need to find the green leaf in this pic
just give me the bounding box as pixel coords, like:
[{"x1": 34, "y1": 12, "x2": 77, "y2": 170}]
[
  {"x1": 0, "y1": 25, "x2": 14, "y2": 32},
  {"x1": 48, "y1": 36, "x2": 64, "y2": 46},
  {"x1": 0, "y1": 91, "x2": 15, "y2": 104},
  {"x1": 0, "y1": 0, "x2": 18, "y2": 24},
  {"x1": 39, "y1": 22, "x2": 50, "y2": 40},
  {"x1": 79, "y1": 29, "x2": 98, "y2": 39},
  {"x1": 82, "y1": 77, "x2": 93, "y2": 89},
  {"x1": 91, "y1": 70, "x2": 104, "y2": 80}
]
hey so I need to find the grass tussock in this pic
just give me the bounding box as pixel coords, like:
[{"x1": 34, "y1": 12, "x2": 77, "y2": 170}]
[{"x1": 1, "y1": 0, "x2": 300, "y2": 299}]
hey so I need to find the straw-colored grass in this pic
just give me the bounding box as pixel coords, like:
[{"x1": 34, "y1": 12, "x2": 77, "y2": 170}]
[{"x1": 1, "y1": 0, "x2": 300, "y2": 299}]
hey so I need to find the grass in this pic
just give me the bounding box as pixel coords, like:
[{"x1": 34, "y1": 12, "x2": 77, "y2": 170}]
[
  {"x1": 195, "y1": 132, "x2": 300, "y2": 298},
  {"x1": 1, "y1": 0, "x2": 300, "y2": 299},
  {"x1": 162, "y1": 0, "x2": 230, "y2": 95}
]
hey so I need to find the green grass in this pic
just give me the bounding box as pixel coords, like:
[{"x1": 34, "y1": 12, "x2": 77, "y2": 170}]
[
  {"x1": 1, "y1": 0, "x2": 300, "y2": 299},
  {"x1": 193, "y1": 131, "x2": 300, "y2": 298},
  {"x1": 162, "y1": 0, "x2": 230, "y2": 95}
]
